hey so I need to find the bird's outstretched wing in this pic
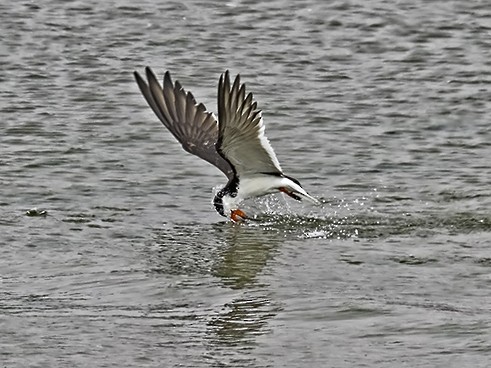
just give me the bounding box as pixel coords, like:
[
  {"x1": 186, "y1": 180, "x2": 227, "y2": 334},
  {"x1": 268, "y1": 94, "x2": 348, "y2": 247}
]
[
  {"x1": 217, "y1": 71, "x2": 282, "y2": 178},
  {"x1": 134, "y1": 67, "x2": 234, "y2": 179}
]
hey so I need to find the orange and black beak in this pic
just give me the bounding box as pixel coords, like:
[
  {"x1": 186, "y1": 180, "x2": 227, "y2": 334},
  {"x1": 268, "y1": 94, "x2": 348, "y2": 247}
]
[
  {"x1": 279, "y1": 187, "x2": 302, "y2": 201},
  {"x1": 230, "y1": 209, "x2": 247, "y2": 222}
]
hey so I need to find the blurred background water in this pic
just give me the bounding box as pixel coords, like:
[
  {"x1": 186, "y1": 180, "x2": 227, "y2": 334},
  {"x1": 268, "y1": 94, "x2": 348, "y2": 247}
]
[{"x1": 1, "y1": 0, "x2": 490, "y2": 367}]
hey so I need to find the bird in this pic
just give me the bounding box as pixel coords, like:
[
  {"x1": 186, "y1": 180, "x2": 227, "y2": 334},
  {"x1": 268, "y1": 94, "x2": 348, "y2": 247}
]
[{"x1": 133, "y1": 67, "x2": 319, "y2": 222}]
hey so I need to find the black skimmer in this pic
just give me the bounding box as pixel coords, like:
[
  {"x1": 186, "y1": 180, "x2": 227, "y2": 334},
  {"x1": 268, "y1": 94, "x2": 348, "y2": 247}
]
[{"x1": 134, "y1": 67, "x2": 319, "y2": 222}]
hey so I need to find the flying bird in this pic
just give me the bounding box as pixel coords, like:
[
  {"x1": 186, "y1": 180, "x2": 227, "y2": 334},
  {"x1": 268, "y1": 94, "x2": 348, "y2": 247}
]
[{"x1": 134, "y1": 67, "x2": 319, "y2": 221}]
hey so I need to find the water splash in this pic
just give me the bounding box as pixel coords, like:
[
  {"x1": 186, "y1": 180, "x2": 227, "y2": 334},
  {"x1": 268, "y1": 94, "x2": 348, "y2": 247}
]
[{"x1": 235, "y1": 194, "x2": 490, "y2": 240}]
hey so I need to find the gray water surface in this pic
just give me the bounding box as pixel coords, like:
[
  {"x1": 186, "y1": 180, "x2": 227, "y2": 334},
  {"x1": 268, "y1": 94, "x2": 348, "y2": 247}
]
[{"x1": 1, "y1": 0, "x2": 490, "y2": 367}]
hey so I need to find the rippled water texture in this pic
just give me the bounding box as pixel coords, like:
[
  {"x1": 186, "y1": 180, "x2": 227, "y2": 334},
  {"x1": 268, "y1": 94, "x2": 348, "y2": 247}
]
[{"x1": 1, "y1": 0, "x2": 490, "y2": 367}]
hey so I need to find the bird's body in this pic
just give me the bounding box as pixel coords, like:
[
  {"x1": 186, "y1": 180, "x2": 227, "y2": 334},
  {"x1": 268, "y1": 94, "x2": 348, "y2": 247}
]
[{"x1": 134, "y1": 67, "x2": 318, "y2": 221}]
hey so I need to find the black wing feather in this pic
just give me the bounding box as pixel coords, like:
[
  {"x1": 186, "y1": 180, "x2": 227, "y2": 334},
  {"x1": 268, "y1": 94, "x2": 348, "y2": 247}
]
[{"x1": 134, "y1": 67, "x2": 234, "y2": 179}]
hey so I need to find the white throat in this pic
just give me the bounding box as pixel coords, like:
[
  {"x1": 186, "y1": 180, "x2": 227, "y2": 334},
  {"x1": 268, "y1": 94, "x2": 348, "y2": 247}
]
[{"x1": 221, "y1": 193, "x2": 240, "y2": 215}]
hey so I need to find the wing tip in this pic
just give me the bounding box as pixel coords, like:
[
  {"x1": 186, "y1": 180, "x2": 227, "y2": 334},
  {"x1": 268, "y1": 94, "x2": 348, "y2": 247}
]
[
  {"x1": 140, "y1": 67, "x2": 174, "y2": 88},
  {"x1": 145, "y1": 66, "x2": 157, "y2": 83},
  {"x1": 164, "y1": 70, "x2": 173, "y2": 87},
  {"x1": 133, "y1": 70, "x2": 144, "y2": 86}
]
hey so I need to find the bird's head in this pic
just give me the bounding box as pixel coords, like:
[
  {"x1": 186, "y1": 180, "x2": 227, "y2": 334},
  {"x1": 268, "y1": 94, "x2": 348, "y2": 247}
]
[{"x1": 213, "y1": 185, "x2": 242, "y2": 219}]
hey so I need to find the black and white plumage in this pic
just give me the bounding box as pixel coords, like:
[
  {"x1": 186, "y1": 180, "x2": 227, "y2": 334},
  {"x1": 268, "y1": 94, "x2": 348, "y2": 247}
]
[{"x1": 134, "y1": 67, "x2": 319, "y2": 221}]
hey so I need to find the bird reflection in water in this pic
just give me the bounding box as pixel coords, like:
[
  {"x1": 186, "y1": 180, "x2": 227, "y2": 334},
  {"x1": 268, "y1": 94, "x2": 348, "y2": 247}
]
[
  {"x1": 207, "y1": 223, "x2": 282, "y2": 348},
  {"x1": 148, "y1": 221, "x2": 282, "y2": 352}
]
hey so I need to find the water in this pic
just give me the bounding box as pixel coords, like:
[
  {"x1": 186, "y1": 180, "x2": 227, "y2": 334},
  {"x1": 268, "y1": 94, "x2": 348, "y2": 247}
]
[{"x1": 1, "y1": 0, "x2": 490, "y2": 366}]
